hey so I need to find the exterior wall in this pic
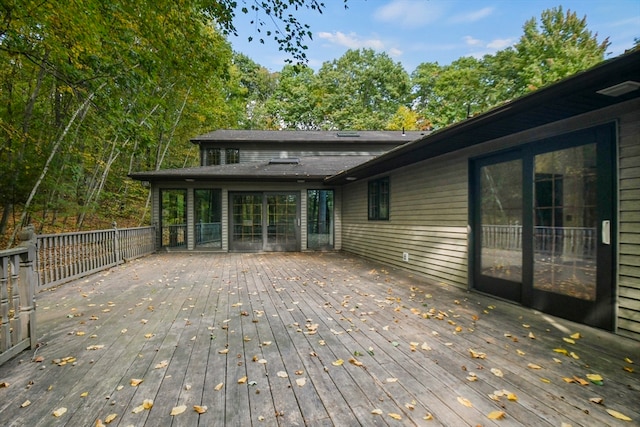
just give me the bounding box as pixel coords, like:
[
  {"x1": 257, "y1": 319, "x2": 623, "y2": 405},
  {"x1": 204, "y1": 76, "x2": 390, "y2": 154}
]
[
  {"x1": 199, "y1": 143, "x2": 400, "y2": 165},
  {"x1": 341, "y1": 156, "x2": 470, "y2": 288},
  {"x1": 618, "y1": 107, "x2": 640, "y2": 341},
  {"x1": 341, "y1": 98, "x2": 640, "y2": 340}
]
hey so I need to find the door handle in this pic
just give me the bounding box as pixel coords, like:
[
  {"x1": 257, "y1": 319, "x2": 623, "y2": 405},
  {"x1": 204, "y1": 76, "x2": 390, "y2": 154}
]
[{"x1": 602, "y1": 220, "x2": 610, "y2": 245}]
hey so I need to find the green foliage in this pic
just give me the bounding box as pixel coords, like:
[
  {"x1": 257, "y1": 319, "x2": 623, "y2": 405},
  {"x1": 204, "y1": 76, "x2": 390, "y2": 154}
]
[{"x1": 315, "y1": 49, "x2": 411, "y2": 129}]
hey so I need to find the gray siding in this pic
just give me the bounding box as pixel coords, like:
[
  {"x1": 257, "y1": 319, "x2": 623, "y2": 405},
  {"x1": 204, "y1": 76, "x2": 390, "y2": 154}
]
[
  {"x1": 618, "y1": 109, "x2": 640, "y2": 341},
  {"x1": 341, "y1": 157, "x2": 469, "y2": 288}
]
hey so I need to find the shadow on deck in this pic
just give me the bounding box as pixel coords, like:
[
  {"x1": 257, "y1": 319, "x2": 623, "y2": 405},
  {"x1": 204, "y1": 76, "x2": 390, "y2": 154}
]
[{"x1": 0, "y1": 252, "x2": 638, "y2": 426}]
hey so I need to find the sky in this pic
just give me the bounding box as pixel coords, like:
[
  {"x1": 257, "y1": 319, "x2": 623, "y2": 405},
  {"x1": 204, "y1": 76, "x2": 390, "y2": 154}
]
[{"x1": 228, "y1": 0, "x2": 640, "y2": 73}]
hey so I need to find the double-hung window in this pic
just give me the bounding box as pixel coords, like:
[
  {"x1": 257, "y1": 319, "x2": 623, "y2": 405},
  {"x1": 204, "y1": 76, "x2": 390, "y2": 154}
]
[{"x1": 368, "y1": 177, "x2": 390, "y2": 220}]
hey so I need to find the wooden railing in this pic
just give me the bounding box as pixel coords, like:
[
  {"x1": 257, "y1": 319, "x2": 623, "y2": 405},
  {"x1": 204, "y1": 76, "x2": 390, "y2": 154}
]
[
  {"x1": 0, "y1": 237, "x2": 37, "y2": 365},
  {"x1": 37, "y1": 225, "x2": 156, "y2": 290}
]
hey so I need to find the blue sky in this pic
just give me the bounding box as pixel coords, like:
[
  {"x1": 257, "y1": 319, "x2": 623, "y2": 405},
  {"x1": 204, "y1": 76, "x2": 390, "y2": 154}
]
[{"x1": 229, "y1": 0, "x2": 640, "y2": 73}]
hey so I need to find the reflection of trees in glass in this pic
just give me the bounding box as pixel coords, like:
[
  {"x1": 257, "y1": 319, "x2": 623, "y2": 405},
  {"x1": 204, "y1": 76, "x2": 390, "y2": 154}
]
[
  {"x1": 161, "y1": 190, "x2": 187, "y2": 225},
  {"x1": 481, "y1": 161, "x2": 522, "y2": 225}
]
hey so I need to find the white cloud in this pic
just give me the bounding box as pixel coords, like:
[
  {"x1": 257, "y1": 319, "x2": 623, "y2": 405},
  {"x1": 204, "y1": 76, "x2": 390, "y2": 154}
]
[
  {"x1": 463, "y1": 36, "x2": 483, "y2": 47},
  {"x1": 487, "y1": 38, "x2": 514, "y2": 50},
  {"x1": 388, "y1": 47, "x2": 404, "y2": 58},
  {"x1": 449, "y1": 7, "x2": 494, "y2": 24},
  {"x1": 317, "y1": 31, "x2": 385, "y2": 50},
  {"x1": 373, "y1": 0, "x2": 441, "y2": 28}
]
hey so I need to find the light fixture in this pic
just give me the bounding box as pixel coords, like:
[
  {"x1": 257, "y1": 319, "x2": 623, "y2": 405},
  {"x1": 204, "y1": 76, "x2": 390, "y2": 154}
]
[
  {"x1": 185, "y1": 178, "x2": 195, "y2": 182},
  {"x1": 596, "y1": 81, "x2": 640, "y2": 97},
  {"x1": 345, "y1": 177, "x2": 357, "y2": 181}
]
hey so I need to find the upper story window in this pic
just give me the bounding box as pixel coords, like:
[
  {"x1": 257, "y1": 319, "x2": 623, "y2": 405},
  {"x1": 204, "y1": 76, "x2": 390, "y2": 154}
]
[
  {"x1": 203, "y1": 148, "x2": 221, "y2": 166},
  {"x1": 226, "y1": 148, "x2": 240, "y2": 164},
  {"x1": 368, "y1": 177, "x2": 390, "y2": 220}
]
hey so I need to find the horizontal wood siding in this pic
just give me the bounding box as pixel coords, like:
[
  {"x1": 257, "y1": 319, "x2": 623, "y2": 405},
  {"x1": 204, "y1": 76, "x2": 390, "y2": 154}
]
[
  {"x1": 618, "y1": 110, "x2": 640, "y2": 341},
  {"x1": 341, "y1": 157, "x2": 469, "y2": 288}
]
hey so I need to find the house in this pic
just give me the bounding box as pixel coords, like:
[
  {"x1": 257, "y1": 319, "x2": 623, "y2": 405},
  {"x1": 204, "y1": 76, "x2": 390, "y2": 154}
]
[{"x1": 130, "y1": 50, "x2": 640, "y2": 340}]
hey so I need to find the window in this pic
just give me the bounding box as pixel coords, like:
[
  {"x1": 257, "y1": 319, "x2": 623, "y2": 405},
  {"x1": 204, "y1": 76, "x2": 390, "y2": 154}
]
[
  {"x1": 226, "y1": 148, "x2": 240, "y2": 164},
  {"x1": 203, "y1": 148, "x2": 221, "y2": 166},
  {"x1": 307, "y1": 190, "x2": 334, "y2": 249},
  {"x1": 368, "y1": 177, "x2": 389, "y2": 220},
  {"x1": 194, "y1": 189, "x2": 222, "y2": 248},
  {"x1": 160, "y1": 189, "x2": 187, "y2": 248}
]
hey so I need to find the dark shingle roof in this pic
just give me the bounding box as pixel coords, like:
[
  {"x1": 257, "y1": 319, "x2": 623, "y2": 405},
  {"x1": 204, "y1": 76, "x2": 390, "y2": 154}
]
[
  {"x1": 191, "y1": 130, "x2": 429, "y2": 145},
  {"x1": 129, "y1": 156, "x2": 374, "y2": 182}
]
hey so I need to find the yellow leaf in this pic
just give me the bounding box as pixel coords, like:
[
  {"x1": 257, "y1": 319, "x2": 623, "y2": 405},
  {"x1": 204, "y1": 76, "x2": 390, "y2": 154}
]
[
  {"x1": 606, "y1": 409, "x2": 632, "y2": 421},
  {"x1": 332, "y1": 359, "x2": 344, "y2": 366},
  {"x1": 237, "y1": 376, "x2": 247, "y2": 384},
  {"x1": 563, "y1": 337, "x2": 575, "y2": 344},
  {"x1": 624, "y1": 357, "x2": 634, "y2": 364},
  {"x1": 104, "y1": 413, "x2": 118, "y2": 423},
  {"x1": 80, "y1": 391, "x2": 89, "y2": 397},
  {"x1": 20, "y1": 400, "x2": 31, "y2": 408},
  {"x1": 296, "y1": 378, "x2": 306, "y2": 387},
  {"x1": 586, "y1": 374, "x2": 603, "y2": 382},
  {"x1": 570, "y1": 332, "x2": 581, "y2": 339},
  {"x1": 423, "y1": 413, "x2": 433, "y2": 420},
  {"x1": 623, "y1": 366, "x2": 634, "y2": 373},
  {"x1": 570, "y1": 352, "x2": 580, "y2": 360},
  {"x1": 574, "y1": 376, "x2": 589, "y2": 386},
  {"x1": 0, "y1": 382, "x2": 9, "y2": 388},
  {"x1": 144, "y1": 333, "x2": 154, "y2": 339},
  {"x1": 491, "y1": 368, "x2": 504, "y2": 377},
  {"x1": 388, "y1": 413, "x2": 403, "y2": 420},
  {"x1": 143, "y1": 399, "x2": 154, "y2": 409},
  {"x1": 563, "y1": 377, "x2": 575, "y2": 383},
  {"x1": 487, "y1": 411, "x2": 506, "y2": 420},
  {"x1": 193, "y1": 405, "x2": 208, "y2": 414},
  {"x1": 132, "y1": 405, "x2": 145, "y2": 414},
  {"x1": 218, "y1": 349, "x2": 229, "y2": 354},
  {"x1": 371, "y1": 409, "x2": 383, "y2": 415},
  {"x1": 155, "y1": 360, "x2": 169, "y2": 369},
  {"x1": 457, "y1": 397, "x2": 473, "y2": 407},
  {"x1": 130, "y1": 378, "x2": 143, "y2": 387},
  {"x1": 386, "y1": 377, "x2": 398, "y2": 383},
  {"x1": 469, "y1": 349, "x2": 486, "y2": 359},
  {"x1": 589, "y1": 397, "x2": 603, "y2": 404},
  {"x1": 349, "y1": 358, "x2": 363, "y2": 366},
  {"x1": 53, "y1": 407, "x2": 67, "y2": 417},
  {"x1": 516, "y1": 349, "x2": 526, "y2": 356},
  {"x1": 96, "y1": 420, "x2": 106, "y2": 427},
  {"x1": 528, "y1": 331, "x2": 536, "y2": 339},
  {"x1": 540, "y1": 378, "x2": 551, "y2": 383},
  {"x1": 554, "y1": 348, "x2": 568, "y2": 355},
  {"x1": 170, "y1": 405, "x2": 187, "y2": 416},
  {"x1": 527, "y1": 363, "x2": 542, "y2": 370}
]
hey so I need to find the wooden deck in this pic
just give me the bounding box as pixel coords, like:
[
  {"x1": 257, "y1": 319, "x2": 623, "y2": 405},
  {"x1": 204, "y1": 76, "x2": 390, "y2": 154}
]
[{"x1": 0, "y1": 252, "x2": 638, "y2": 426}]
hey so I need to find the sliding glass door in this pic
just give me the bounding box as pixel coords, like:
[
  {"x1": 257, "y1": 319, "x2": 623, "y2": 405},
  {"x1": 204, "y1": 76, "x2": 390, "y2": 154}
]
[{"x1": 472, "y1": 124, "x2": 615, "y2": 330}]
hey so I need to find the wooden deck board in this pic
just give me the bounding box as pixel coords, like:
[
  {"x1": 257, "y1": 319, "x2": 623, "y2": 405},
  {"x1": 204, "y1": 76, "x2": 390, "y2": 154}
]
[{"x1": 0, "y1": 252, "x2": 638, "y2": 427}]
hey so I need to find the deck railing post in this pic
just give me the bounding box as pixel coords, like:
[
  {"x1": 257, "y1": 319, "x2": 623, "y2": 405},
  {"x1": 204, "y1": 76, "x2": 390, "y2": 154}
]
[
  {"x1": 18, "y1": 225, "x2": 37, "y2": 349},
  {"x1": 113, "y1": 222, "x2": 122, "y2": 265}
]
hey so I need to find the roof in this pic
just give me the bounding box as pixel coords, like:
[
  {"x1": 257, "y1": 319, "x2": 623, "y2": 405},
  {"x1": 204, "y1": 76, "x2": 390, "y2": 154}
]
[
  {"x1": 129, "y1": 156, "x2": 375, "y2": 182},
  {"x1": 191, "y1": 130, "x2": 430, "y2": 145},
  {"x1": 326, "y1": 50, "x2": 640, "y2": 184}
]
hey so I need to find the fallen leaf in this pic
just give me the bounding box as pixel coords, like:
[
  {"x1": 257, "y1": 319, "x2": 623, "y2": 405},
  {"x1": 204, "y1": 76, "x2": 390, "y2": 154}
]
[
  {"x1": 570, "y1": 332, "x2": 581, "y2": 339},
  {"x1": 296, "y1": 378, "x2": 306, "y2": 387},
  {"x1": 214, "y1": 382, "x2": 224, "y2": 391},
  {"x1": 586, "y1": 374, "x2": 603, "y2": 382},
  {"x1": 527, "y1": 363, "x2": 542, "y2": 370},
  {"x1": 606, "y1": 409, "x2": 632, "y2": 421},
  {"x1": 53, "y1": 407, "x2": 67, "y2": 417},
  {"x1": 96, "y1": 420, "x2": 105, "y2": 427},
  {"x1": 491, "y1": 368, "x2": 504, "y2": 377},
  {"x1": 371, "y1": 409, "x2": 383, "y2": 415},
  {"x1": 554, "y1": 348, "x2": 568, "y2": 355},
  {"x1": 421, "y1": 342, "x2": 432, "y2": 351},
  {"x1": 348, "y1": 358, "x2": 363, "y2": 366},
  {"x1": 277, "y1": 371, "x2": 288, "y2": 378},
  {"x1": 170, "y1": 405, "x2": 187, "y2": 416},
  {"x1": 487, "y1": 411, "x2": 506, "y2": 420},
  {"x1": 528, "y1": 332, "x2": 536, "y2": 339},
  {"x1": 143, "y1": 399, "x2": 153, "y2": 409},
  {"x1": 0, "y1": 382, "x2": 9, "y2": 388},
  {"x1": 193, "y1": 405, "x2": 208, "y2": 414},
  {"x1": 80, "y1": 391, "x2": 89, "y2": 397},
  {"x1": 423, "y1": 413, "x2": 433, "y2": 420},
  {"x1": 144, "y1": 333, "x2": 154, "y2": 339},
  {"x1": 516, "y1": 349, "x2": 526, "y2": 356},
  {"x1": 237, "y1": 376, "x2": 247, "y2": 384},
  {"x1": 386, "y1": 377, "x2": 398, "y2": 383},
  {"x1": 155, "y1": 360, "x2": 169, "y2": 369},
  {"x1": 570, "y1": 352, "x2": 580, "y2": 360},
  {"x1": 218, "y1": 349, "x2": 229, "y2": 354},
  {"x1": 130, "y1": 378, "x2": 143, "y2": 387},
  {"x1": 86, "y1": 344, "x2": 105, "y2": 350},
  {"x1": 132, "y1": 405, "x2": 145, "y2": 414},
  {"x1": 469, "y1": 349, "x2": 486, "y2": 359},
  {"x1": 257, "y1": 359, "x2": 267, "y2": 364},
  {"x1": 624, "y1": 357, "x2": 634, "y2": 364},
  {"x1": 332, "y1": 359, "x2": 344, "y2": 366},
  {"x1": 623, "y1": 366, "x2": 634, "y2": 373},
  {"x1": 388, "y1": 413, "x2": 403, "y2": 420},
  {"x1": 457, "y1": 397, "x2": 473, "y2": 407},
  {"x1": 589, "y1": 397, "x2": 603, "y2": 404},
  {"x1": 574, "y1": 376, "x2": 589, "y2": 386},
  {"x1": 20, "y1": 400, "x2": 31, "y2": 408},
  {"x1": 104, "y1": 413, "x2": 118, "y2": 423},
  {"x1": 563, "y1": 337, "x2": 576, "y2": 344},
  {"x1": 540, "y1": 378, "x2": 551, "y2": 383}
]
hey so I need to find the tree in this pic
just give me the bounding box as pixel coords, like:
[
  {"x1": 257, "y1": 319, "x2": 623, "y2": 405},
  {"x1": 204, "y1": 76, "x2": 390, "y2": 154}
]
[
  {"x1": 265, "y1": 64, "x2": 322, "y2": 129},
  {"x1": 514, "y1": 6, "x2": 609, "y2": 91},
  {"x1": 315, "y1": 49, "x2": 411, "y2": 130}
]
